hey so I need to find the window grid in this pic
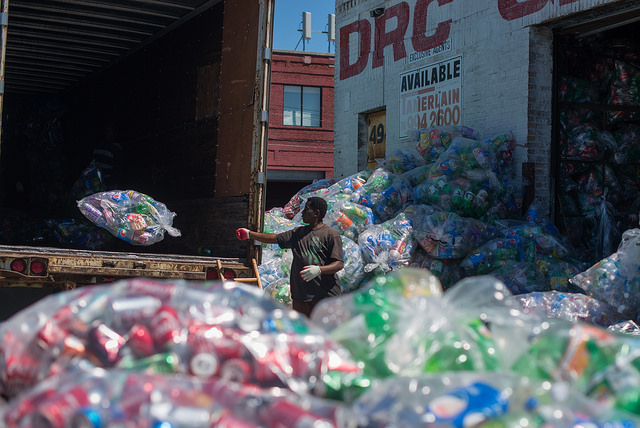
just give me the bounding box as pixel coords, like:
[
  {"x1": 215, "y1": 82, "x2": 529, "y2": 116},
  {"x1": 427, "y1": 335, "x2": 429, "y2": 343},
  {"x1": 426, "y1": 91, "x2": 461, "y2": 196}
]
[{"x1": 283, "y1": 85, "x2": 321, "y2": 127}]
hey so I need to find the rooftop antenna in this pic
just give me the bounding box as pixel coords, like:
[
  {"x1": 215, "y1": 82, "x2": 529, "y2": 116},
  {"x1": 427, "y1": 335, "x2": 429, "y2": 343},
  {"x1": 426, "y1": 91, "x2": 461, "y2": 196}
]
[
  {"x1": 295, "y1": 12, "x2": 336, "y2": 53},
  {"x1": 327, "y1": 14, "x2": 336, "y2": 53},
  {"x1": 295, "y1": 12, "x2": 311, "y2": 51}
]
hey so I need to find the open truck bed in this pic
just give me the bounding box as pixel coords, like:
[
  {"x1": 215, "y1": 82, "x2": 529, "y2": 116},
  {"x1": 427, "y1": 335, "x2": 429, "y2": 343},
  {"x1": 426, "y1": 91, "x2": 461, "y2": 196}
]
[
  {"x1": 0, "y1": 0, "x2": 273, "y2": 312},
  {"x1": 0, "y1": 244, "x2": 258, "y2": 289}
]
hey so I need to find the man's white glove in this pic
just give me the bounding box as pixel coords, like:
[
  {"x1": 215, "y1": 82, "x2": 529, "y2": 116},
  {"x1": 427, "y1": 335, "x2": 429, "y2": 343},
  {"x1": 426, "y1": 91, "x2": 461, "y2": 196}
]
[
  {"x1": 236, "y1": 228, "x2": 250, "y2": 240},
  {"x1": 300, "y1": 265, "x2": 322, "y2": 282}
]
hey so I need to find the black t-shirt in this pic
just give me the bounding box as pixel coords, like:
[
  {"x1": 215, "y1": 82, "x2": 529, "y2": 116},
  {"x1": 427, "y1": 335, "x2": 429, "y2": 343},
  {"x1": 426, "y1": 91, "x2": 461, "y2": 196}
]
[{"x1": 276, "y1": 223, "x2": 343, "y2": 302}]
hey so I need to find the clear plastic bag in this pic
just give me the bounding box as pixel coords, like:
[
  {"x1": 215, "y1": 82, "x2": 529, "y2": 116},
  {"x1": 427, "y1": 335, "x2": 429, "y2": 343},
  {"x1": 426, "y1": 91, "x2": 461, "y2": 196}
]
[
  {"x1": 337, "y1": 236, "x2": 365, "y2": 292},
  {"x1": 570, "y1": 228, "x2": 640, "y2": 319},
  {"x1": 379, "y1": 148, "x2": 426, "y2": 174},
  {"x1": 412, "y1": 125, "x2": 479, "y2": 162},
  {"x1": 77, "y1": 190, "x2": 181, "y2": 245},
  {"x1": 0, "y1": 278, "x2": 362, "y2": 401},
  {"x1": 412, "y1": 211, "x2": 496, "y2": 259},
  {"x1": 281, "y1": 178, "x2": 335, "y2": 219}
]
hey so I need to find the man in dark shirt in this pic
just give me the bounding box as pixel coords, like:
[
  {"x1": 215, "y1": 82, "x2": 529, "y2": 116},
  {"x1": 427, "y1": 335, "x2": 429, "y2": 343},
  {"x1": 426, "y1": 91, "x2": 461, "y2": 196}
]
[{"x1": 237, "y1": 196, "x2": 344, "y2": 317}]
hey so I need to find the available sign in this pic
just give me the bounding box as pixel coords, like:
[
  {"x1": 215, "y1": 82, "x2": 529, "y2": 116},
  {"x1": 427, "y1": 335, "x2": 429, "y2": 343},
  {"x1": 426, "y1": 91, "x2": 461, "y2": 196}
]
[{"x1": 399, "y1": 56, "x2": 462, "y2": 138}]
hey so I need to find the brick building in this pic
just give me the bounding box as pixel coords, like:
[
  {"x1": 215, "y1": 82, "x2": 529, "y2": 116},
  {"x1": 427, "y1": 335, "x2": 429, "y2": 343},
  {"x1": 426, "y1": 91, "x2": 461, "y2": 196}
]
[{"x1": 266, "y1": 50, "x2": 335, "y2": 209}]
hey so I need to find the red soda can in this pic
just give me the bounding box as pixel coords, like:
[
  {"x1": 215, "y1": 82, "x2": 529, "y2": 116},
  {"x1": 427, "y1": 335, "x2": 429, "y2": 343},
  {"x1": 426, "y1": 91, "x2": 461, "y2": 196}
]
[
  {"x1": 119, "y1": 375, "x2": 154, "y2": 416},
  {"x1": 36, "y1": 320, "x2": 67, "y2": 350},
  {"x1": 215, "y1": 413, "x2": 262, "y2": 428},
  {"x1": 3, "y1": 387, "x2": 57, "y2": 427},
  {"x1": 252, "y1": 351, "x2": 281, "y2": 385},
  {"x1": 31, "y1": 385, "x2": 90, "y2": 428},
  {"x1": 189, "y1": 352, "x2": 220, "y2": 378},
  {"x1": 287, "y1": 345, "x2": 314, "y2": 379},
  {"x1": 151, "y1": 305, "x2": 183, "y2": 349},
  {"x1": 87, "y1": 324, "x2": 126, "y2": 366},
  {"x1": 108, "y1": 295, "x2": 162, "y2": 331},
  {"x1": 219, "y1": 358, "x2": 252, "y2": 384},
  {"x1": 126, "y1": 278, "x2": 177, "y2": 302},
  {"x1": 1, "y1": 331, "x2": 42, "y2": 395},
  {"x1": 204, "y1": 378, "x2": 263, "y2": 410},
  {"x1": 50, "y1": 303, "x2": 88, "y2": 336},
  {"x1": 260, "y1": 400, "x2": 332, "y2": 428},
  {"x1": 188, "y1": 324, "x2": 245, "y2": 360},
  {"x1": 126, "y1": 324, "x2": 155, "y2": 357},
  {"x1": 204, "y1": 379, "x2": 266, "y2": 423},
  {"x1": 3, "y1": 352, "x2": 41, "y2": 393}
]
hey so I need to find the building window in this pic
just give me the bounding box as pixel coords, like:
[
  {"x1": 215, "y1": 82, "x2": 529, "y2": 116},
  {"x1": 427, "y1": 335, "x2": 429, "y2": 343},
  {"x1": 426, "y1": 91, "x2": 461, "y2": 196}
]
[{"x1": 283, "y1": 85, "x2": 321, "y2": 127}]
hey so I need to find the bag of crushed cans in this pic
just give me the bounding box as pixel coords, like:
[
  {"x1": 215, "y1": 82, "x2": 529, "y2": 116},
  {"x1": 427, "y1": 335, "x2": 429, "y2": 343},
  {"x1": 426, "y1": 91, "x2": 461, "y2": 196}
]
[{"x1": 0, "y1": 278, "x2": 361, "y2": 402}]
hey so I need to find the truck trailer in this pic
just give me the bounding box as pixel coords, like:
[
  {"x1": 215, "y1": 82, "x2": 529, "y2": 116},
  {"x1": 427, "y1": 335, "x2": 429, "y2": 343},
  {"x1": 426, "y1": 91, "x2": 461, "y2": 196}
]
[{"x1": 0, "y1": 0, "x2": 274, "y2": 317}]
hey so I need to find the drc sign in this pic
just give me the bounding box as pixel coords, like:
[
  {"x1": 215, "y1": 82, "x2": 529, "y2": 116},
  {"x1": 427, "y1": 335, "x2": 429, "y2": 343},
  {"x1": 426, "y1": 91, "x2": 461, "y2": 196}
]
[
  {"x1": 339, "y1": 0, "x2": 583, "y2": 80},
  {"x1": 399, "y1": 56, "x2": 462, "y2": 138}
]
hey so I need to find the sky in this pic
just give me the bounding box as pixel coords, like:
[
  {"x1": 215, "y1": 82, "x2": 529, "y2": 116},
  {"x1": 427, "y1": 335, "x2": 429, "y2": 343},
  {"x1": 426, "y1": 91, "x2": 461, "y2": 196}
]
[{"x1": 273, "y1": 0, "x2": 336, "y2": 53}]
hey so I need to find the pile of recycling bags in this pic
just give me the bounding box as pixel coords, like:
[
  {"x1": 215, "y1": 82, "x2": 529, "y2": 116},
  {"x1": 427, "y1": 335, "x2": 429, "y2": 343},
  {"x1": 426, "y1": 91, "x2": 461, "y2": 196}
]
[
  {"x1": 3, "y1": 124, "x2": 640, "y2": 426},
  {"x1": 4, "y1": 268, "x2": 640, "y2": 426},
  {"x1": 558, "y1": 45, "x2": 640, "y2": 261},
  {"x1": 260, "y1": 125, "x2": 591, "y2": 299}
]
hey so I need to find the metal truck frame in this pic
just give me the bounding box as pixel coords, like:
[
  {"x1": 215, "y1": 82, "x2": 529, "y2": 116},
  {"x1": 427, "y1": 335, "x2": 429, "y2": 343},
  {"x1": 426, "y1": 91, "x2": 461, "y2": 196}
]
[{"x1": 0, "y1": 0, "x2": 273, "y2": 294}]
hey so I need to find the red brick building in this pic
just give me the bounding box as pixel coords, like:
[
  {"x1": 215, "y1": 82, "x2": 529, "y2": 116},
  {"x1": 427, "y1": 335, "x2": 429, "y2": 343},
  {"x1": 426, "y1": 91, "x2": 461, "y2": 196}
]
[{"x1": 266, "y1": 50, "x2": 335, "y2": 209}]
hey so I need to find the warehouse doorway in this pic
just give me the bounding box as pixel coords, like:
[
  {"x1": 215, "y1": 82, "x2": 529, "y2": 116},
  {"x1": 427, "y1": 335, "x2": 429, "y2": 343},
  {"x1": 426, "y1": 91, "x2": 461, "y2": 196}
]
[{"x1": 553, "y1": 12, "x2": 640, "y2": 263}]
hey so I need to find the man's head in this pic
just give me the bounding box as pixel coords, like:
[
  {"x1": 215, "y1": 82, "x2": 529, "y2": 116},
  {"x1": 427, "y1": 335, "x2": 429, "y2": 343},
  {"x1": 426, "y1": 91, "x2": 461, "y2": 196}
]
[{"x1": 303, "y1": 197, "x2": 327, "y2": 223}]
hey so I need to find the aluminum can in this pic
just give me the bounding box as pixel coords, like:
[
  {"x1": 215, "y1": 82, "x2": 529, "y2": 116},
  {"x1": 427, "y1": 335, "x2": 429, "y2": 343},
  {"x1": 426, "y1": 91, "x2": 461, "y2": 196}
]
[
  {"x1": 31, "y1": 386, "x2": 90, "y2": 428},
  {"x1": 151, "y1": 305, "x2": 183, "y2": 349}
]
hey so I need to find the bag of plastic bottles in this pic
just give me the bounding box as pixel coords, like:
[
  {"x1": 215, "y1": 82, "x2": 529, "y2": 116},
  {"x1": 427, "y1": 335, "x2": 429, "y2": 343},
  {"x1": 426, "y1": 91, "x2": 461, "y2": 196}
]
[
  {"x1": 356, "y1": 213, "x2": 416, "y2": 275},
  {"x1": 413, "y1": 174, "x2": 457, "y2": 210},
  {"x1": 379, "y1": 148, "x2": 426, "y2": 174},
  {"x1": 312, "y1": 268, "x2": 444, "y2": 378},
  {"x1": 324, "y1": 199, "x2": 375, "y2": 241},
  {"x1": 485, "y1": 131, "x2": 517, "y2": 178},
  {"x1": 460, "y1": 237, "x2": 526, "y2": 276},
  {"x1": 352, "y1": 371, "x2": 640, "y2": 427},
  {"x1": 409, "y1": 249, "x2": 463, "y2": 289},
  {"x1": 516, "y1": 290, "x2": 625, "y2": 327},
  {"x1": 77, "y1": 190, "x2": 181, "y2": 245},
  {"x1": 430, "y1": 137, "x2": 494, "y2": 176},
  {"x1": 609, "y1": 60, "x2": 640, "y2": 108},
  {"x1": 337, "y1": 236, "x2": 365, "y2": 292},
  {"x1": 324, "y1": 170, "x2": 372, "y2": 197},
  {"x1": 373, "y1": 175, "x2": 413, "y2": 222},
  {"x1": 357, "y1": 225, "x2": 395, "y2": 274},
  {"x1": 264, "y1": 207, "x2": 302, "y2": 235},
  {"x1": 259, "y1": 246, "x2": 292, "y2": 301},
  {"x1": 412, "y1": 211, "x2": 496, "y2": 259},
  {"x1": 510, "y1": 320, "x2": 640, "y2": 415},
  {"x1": 69, "y1": 162, "x2": 105, "y2": 201},
  {"x1": 263, "y1": 277, "x2": 291, "y2": 307},
  {"x1": 401, "y1": 162, "x2": 433, "y2": 187},
  {"x1": 488, "y1": 260, "x2": 546, "y2": 294},
  {"x1": 412, "y1": 125, "x2": 479, "y2": 162},
  {"x1": 349, "y1": 167, "x2": 395, "y2": 208},
  {"x1": 562, "y1": 123, "x2": 615, "y2": 161},
  {"x1": 45, "y1": 218, "x2": 114, "y2": 250},
  {"x1": 613, "y1": 124, "x2": 640, "y2": 164},
  {"x1": 281, "y1": 178, "x2": 335, "y2": 219},
  {"x1": 570, "y1": 228, "x2": 640, "y2": 320}
]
